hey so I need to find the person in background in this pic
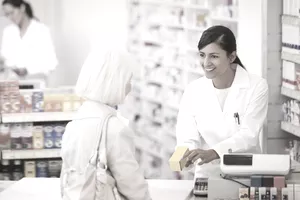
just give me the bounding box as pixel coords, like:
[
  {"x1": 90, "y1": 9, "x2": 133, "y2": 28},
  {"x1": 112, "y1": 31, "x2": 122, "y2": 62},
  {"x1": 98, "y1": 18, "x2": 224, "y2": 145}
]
[
  {"x1": 1, "y1": 0, "x2": 57, "y2": 79},
  {"x1": 175, "y1": 25, "x2": 268, "y2": 178},
  {"x1": 60, "y1": 46, "x2": 152, "y2": 200}
]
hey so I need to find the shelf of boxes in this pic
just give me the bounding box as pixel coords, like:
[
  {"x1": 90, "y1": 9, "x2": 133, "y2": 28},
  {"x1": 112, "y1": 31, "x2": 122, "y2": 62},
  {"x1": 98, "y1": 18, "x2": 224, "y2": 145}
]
[
  {"x1": 282, "y1": 51, "x2": 300, "y2": 64},
  {"x1": 281, "y1": 15, "x2": 300, "y2": 26},
  {"x1": 281, "y1": 87, "x2": 300, "y2": 101},
  {"x1": 0, "y1": 81, "x2": 79, "y2": 180},
  {"x1": 281, "y1": 121, "x2": 300, "y2": 137},
  {"x1": 280, "y1": 6, "x2": 300, "y2": 139},
  {"x1": 1, "y1": 112, "x2": 75, "y2": 123},
  {"x1": 1, "y1": 149, "x2": 61, "y2": 160}
]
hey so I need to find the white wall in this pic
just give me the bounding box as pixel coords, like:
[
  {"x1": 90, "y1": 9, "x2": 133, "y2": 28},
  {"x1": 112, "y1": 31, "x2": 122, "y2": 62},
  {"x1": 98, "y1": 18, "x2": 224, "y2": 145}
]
[
  {"x1": 51, "y1": 0, "x2": 129, "y2": 86},
  {"x1": 237, "y1": 0, "x2": 263, "y2": 77}
]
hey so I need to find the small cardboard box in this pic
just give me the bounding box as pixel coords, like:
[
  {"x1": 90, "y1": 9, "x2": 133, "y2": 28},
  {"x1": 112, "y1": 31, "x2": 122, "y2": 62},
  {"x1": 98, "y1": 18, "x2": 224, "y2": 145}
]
[
  {"x1": 169, "y1": 146, "x2": 189, "y2": 171},
  {"x1": 24, "y1": 161, "x2": 36, "y2": 177},
  {"x1": 33, "y1": 126, "x2": 44, "y2": 149}
]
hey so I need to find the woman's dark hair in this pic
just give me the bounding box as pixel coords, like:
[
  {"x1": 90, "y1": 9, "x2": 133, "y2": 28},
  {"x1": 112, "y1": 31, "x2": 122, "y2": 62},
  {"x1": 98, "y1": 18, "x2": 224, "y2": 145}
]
[
  {"x1": 198, "y1": 25, "x2": 245, "y2": 69},
  {"x1": 2, "y1": 0, "x2": 34, "y2": 18}
]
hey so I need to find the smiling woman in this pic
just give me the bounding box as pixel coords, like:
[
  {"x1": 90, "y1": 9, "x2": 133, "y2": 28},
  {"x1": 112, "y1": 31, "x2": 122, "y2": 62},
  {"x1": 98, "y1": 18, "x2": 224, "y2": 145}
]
[
  {"x1": 175, "y1": 25, "x2": 269, "y2": 179},
  {"x1": 198, "y1": 25, "x2": 245, "y2": 89}
]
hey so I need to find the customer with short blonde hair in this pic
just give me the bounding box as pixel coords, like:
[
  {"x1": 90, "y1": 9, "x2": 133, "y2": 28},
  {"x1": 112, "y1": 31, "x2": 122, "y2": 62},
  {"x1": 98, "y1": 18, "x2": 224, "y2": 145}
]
[{"x1": 60, "y1": 46, "x2": 151, "y2": 200}]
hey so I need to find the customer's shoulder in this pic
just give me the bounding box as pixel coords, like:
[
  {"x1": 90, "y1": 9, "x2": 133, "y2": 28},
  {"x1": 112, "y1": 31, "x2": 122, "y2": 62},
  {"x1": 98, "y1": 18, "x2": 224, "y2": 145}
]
[{"x1": 107, "y1": 116, "x2": 133, "y2": 137}]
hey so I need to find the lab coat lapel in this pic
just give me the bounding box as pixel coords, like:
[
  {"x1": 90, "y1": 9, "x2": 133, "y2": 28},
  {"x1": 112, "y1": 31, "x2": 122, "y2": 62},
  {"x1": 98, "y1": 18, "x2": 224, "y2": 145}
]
[{"x1": 223, "y1": 66, "x2": 250, "y2": 115}]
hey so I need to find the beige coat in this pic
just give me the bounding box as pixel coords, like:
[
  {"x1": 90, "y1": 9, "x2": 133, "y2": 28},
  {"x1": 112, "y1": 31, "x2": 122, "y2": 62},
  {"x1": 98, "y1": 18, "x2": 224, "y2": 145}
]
[{"x1": 60, "y1": 101, "x2": 151, "y2": 200}]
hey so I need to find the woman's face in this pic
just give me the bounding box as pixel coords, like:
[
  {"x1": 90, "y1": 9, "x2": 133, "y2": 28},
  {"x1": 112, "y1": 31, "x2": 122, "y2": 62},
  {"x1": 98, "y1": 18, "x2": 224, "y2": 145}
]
[
  {"x1": 2, "y1": 4, "x2": 25, "y2": 25},
  {"x1": 199, "y1": 43, "x2": 234, "y2": 79}
]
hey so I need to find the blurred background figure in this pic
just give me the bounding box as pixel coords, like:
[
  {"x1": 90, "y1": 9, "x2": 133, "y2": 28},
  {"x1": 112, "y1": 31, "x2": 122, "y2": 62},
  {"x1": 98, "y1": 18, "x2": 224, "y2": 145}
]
[{"x1": 0, "y1": 0, "x2": 57, "y2": 81}]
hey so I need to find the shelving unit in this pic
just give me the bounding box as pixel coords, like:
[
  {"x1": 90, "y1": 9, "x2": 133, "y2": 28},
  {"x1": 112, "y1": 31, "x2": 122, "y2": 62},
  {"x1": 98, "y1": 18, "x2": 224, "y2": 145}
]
[
  {"x1": 0, "y1": 80, "x2": 79, "y2": 180},
  {"x1": 281, "y1": 121, "x2": 300, "y2": 137},
  {"x1": 281, "y1": 4, "x2": 300, "y2": 170},
  {"x1": 282, "y1": 14, "x2": 300, "y2": 26},
  {"x1": 1, "y1": 112, "x2": 75, "y2": 123},
  {"x1": 135, "y1": 0, "x2": 211, "y2": 10},
  {"x1": 125, "y1": 0, "x2": 239, "y2": 179},
  {"x1": 1, "y1": 149, "x2": 61, "y2": 160},
  {"x1": 281, "y1": 51, "x2": 300, "y2": 64},
  {"x1": 281, "y1": 87, "x2": 300, "y2": 101}
]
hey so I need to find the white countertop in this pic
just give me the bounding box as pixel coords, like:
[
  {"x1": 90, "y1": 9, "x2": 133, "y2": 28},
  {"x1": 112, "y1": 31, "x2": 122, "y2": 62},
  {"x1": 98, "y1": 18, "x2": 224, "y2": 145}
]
[
  {"x1": 0, "y1": 178, "x2": 204, "y2": 200},
  {"x1": 0, "y1": 181, "x2": 16, "y2": 193}
]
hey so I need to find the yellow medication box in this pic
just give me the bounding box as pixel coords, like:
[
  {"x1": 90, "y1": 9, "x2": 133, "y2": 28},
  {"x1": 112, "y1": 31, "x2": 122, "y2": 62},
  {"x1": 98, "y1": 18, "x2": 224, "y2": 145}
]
[{"x1": 169, "y1": 146, "x2": 189, "y2": 171}]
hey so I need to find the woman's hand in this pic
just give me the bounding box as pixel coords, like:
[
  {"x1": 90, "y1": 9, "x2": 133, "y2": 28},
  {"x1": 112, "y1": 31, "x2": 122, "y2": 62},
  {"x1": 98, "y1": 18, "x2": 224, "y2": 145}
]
[{"x1": 183, "y1": 149, "x2": 219, "y2": 167}]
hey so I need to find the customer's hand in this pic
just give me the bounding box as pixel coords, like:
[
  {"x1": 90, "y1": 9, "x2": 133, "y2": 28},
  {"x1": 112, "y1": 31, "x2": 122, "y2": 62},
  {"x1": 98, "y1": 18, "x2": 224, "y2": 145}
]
[{"x1": 183, "y1": 149, "x2": 219, "y2": 167}]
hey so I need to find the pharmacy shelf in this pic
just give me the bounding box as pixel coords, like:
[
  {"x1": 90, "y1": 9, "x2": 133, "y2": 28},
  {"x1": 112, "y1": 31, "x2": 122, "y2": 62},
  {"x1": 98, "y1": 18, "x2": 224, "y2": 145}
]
[
  {"x1": 281, "y1": 121, "x2": 300, "y2": 137},
  {"x1": 281, "y1": 15, "x2": 300, "y2": 26},
  {"x1": 140, "y1": 95, "x2": 163, "y2": 105},
  {"x1": 1, "y1": 149, "x2": 61, "y2": 160},
  {"x1": 148, "y1": 23, "x2": 205, "y2": 32},
  {"x1": 282, "y1": 51, "x2": 300, "y2": 64},
  {"x1": 1, "y1": 112, "x2": 75, "y2": 123},
  {"x1": 210, "y1": 16, "x2": 238, "y2": 23},
  {"x1": 166, "y1": 83, "x2": 185, "y2": 91},
  {"x1": 135, "y1": 137, "x2": 163, "y2": 159},
  {"x1": 136, "y1": 0, "x2": 210, "y2": 11},
  {"x1": 187, "y1": 68, "x2": 204, "y2": 75},
  {"x1": 139, "y1": 95, "x2": 180, "y2": 110},
  {"x1": 281, "y1": 86, "x2": 300, "y2": 101}
]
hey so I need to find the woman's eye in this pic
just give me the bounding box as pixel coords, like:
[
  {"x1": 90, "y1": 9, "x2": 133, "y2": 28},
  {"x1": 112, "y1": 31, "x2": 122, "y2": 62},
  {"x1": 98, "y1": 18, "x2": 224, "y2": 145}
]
[
  {"x1": 199, "y1": 53, "x2": 205, "y2": 58},
  {"x1": 211, "y1": 55, "x2": 219, "y2": 59}
]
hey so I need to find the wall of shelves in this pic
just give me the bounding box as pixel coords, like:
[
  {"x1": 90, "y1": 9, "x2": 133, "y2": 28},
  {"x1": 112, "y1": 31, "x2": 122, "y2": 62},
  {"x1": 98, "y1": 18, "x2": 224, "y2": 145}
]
[
  {"x1": 280, "y1": 0, "x2": 300, "y2": 169},
  {"x1": 0, "y1": 81, "x2": 79, "y2": 180}
]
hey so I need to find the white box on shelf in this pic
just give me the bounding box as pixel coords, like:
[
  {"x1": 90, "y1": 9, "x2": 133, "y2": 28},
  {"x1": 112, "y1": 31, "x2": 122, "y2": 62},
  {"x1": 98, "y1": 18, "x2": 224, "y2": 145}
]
[{"x1": 282, "y1": 60, "x2": 300, "y2": 90}]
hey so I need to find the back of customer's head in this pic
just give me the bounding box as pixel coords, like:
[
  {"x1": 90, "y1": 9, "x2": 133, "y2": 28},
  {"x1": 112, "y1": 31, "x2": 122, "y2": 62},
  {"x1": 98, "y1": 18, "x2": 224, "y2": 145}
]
[{"x1": 75, "y1": 46, "x2": 137, "y2": 107}]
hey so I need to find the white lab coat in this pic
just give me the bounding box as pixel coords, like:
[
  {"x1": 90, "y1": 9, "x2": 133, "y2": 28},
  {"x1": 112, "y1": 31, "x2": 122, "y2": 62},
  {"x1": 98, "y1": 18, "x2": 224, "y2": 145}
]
[
  {"x1": 60, "y1": 100, "x2": 151, "y2": 200},
  {"x1": 1, "y1": 19, "x2": 58, "y2": 74},
  {"x1": 176, "y1": 66, "x2": 268, "y2": 178}
]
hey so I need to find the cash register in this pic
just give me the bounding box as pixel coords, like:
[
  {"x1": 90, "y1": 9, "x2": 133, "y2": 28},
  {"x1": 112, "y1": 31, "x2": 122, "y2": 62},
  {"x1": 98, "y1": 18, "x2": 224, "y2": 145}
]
[{"x1": 193, "y1": 153, "x2": 291, "y2": 199}]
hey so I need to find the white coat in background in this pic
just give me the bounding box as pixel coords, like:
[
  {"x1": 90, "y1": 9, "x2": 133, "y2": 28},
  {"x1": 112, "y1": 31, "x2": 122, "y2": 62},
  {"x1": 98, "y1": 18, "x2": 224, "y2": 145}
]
[
  {"x1": 1, "y1": 19, "x2": 58, "y2": 74},
  {"x1": 60, "y1": 100, "x2": 151, "y2": 200},
  {"x1": 176, "y1": 66, "x2": 268, "y2": 178}
]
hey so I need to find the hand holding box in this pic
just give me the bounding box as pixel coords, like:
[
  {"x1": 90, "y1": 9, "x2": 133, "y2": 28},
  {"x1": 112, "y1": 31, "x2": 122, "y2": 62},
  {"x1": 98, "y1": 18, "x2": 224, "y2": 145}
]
[{"x1": 169, "y1": 146, "x2": 189, "y2": 171}]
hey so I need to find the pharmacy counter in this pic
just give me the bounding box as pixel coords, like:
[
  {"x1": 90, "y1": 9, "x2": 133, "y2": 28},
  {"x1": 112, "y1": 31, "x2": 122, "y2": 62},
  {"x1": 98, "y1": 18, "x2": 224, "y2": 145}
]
[
  {"x1": 0, "y1": 178, "x2": 204, "y2": 200},
  {"x1": 0, "y1": 181, "x2": 16, "y2": 193}
]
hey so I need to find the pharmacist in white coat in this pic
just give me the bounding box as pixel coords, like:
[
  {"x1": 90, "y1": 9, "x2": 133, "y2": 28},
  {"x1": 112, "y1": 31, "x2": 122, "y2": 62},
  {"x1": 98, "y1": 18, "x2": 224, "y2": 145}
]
[
  {"x1": 60, "y1": 45, "x2": 151, "y2": 200},
  {"x1": 1, "y1": 0, "x2": 57, "y2": 78},
  {"x1": 176, "y1": 25, "x2": 268, "y2": 178}
]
